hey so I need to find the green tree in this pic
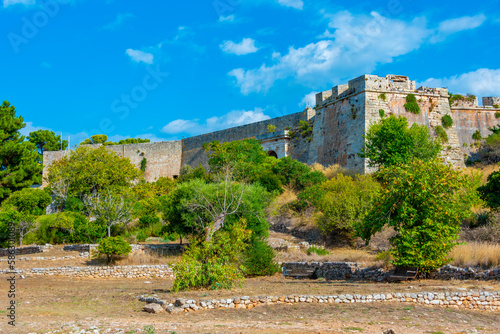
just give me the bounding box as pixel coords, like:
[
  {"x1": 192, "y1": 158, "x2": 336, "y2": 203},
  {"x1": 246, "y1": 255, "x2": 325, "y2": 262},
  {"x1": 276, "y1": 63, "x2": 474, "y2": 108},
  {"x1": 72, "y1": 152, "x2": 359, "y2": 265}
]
[
  {"x1": 95, "y1": 236, "x2": 132, "y2": 264},
  {"x1": 356, "y1": 159, "x2": 479, "y2": 272},
  {"x1": 315, "y1": 174, "x2": 381, "y2": 246},
  {"x1": 3, "y1": 188, "x2": 52, "y2": 216},
  {"x1": 359, "y1": 115, "x2": 441, "y2": 169},
  {"x1": 172, "y1": 220, "x2": 250, "y2": 291},
  {"x1": 47, "y1": 146, "x2": 142, "y2": 200},
  {"x1": 85, "y1": 190, "x2": 132, "y2": 237},
  {"x1": 203, "y1": 139, "x2": 280, "y2": 191},
  {"x1": 104, "y1": 138, "x2": 151, "y2": 146},
  {"x1": 28, "y1": 129, "x2": 68, "y2": 156},
  {"x1": 0, "y1": 101, "x2": 42, "y2": 202},
  {"x1": 81, "y1": 134, "x2": 108, "y2": 145},
  {"x1": 478, "y1": 171, "x2": 500, "y2": 210}
]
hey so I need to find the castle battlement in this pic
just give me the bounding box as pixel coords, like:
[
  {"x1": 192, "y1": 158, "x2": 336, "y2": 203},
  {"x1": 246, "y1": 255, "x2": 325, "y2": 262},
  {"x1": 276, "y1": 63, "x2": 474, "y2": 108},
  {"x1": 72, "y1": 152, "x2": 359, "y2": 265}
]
[{"x1": 315, "y1": 74, "x2": 452, "y2": 107}]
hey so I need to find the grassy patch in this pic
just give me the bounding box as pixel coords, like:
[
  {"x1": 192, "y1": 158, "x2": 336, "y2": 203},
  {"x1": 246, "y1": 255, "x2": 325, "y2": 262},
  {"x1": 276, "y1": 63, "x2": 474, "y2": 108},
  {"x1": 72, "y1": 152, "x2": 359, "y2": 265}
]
[{"x1": 344, "y1": 327, "x2": 364, "y2": 332}]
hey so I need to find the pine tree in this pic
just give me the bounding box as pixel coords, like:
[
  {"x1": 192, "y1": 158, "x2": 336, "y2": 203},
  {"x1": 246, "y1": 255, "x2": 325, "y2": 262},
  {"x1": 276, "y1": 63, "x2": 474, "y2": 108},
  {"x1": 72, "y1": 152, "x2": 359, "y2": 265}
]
[{"x1": 0, "y1": 101, "x2": 42, "y2": 202}]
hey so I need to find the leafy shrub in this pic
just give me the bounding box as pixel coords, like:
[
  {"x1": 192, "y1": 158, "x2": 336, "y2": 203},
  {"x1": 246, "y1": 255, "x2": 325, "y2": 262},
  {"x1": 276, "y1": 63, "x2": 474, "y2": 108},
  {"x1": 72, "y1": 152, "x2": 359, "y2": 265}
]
[
  {"x1": 435, "y1": 125, "x2": 448, "y2": 143},
  {"x1": 404, "y1": 94, "x2": 420, "y2": 114},
  {"x1": 315, "y1": 174, "x2": 381, "y2": 247},
  {"x1": 495, "y1": 111, "x2": 500, "y2": 119},
  {"x1": 441, "y1": 115, "x2": 453, "y2": 129},
  {"x1": 253, "y1": 171, "x2": 284, "y2": 193},
  {"x1": 375, "y1": 250, "x2": 392, "y2": 270},
  {"x1": 135, "y1": 229, "x2": 149, "y2": 243},
  {"x1": 479, "y1": 171, "x2": 500, "y2": 210},
  {"x1": 307, "y1": 246, "x2": 329, "y2": 256},
  {"x1": 296, "y1": 170, "x2": 327, "y2": 191},
  {"x1": 267, "y1": 124, "x2": 277, "y2": 133},
  {"x1": 494, "y1": 105, "x2": 500, "y2": 109},
  {"x1": 3, "y1": 188, "x2": 52, "y2": 216},
  {"x1": 95, "y1": 236, "x2": 132, "y2": 264},
  {"x1": 379, "y1": 109, "x2": 385, "y2": 118},
  {"x1": 138, "y1": 215, "x2": 160, "y2": 228},
  {"x1": 64, "y1": 196, "x2": 84, "y2": 212},
  {"x1": 140, "y1": 158, "x2": 147, "y2": 172},
  {"x1": 472, "y1": 130, "x2": 482, "y2": 141},
  {"x1": 272, "y1": 157, "x2": 311, "y2": 189},
  {"x1": 178, "y1": 165, "x2": 207, "y2": 183},
  {"x1": 172, "y1": 221, "x2": 250, "y2": 291},
  {"x1": 244, "y1": 238, "x2": 280, "y2": 276}
]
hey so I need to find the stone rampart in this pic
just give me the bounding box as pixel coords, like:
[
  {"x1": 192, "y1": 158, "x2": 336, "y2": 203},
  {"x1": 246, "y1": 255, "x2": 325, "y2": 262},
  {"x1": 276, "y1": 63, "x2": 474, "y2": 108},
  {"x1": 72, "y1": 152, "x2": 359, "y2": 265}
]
[{"x1": 181, "y1": 111, "x2": 311, "y2": 168}]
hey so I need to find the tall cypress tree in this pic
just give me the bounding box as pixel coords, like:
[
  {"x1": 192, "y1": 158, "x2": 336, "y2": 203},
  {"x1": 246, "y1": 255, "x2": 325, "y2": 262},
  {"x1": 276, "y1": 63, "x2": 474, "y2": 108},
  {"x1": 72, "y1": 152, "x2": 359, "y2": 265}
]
[{"x1": 0, "y1": 101, "x2": 42, "y2": 202}]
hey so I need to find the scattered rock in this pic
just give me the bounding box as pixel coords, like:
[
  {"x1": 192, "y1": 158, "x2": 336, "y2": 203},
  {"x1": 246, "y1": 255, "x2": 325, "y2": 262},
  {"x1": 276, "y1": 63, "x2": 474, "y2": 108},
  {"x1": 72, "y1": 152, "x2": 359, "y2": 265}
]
[{"x1": 143, "y1": 303, "x2": 164, "y2": 314}]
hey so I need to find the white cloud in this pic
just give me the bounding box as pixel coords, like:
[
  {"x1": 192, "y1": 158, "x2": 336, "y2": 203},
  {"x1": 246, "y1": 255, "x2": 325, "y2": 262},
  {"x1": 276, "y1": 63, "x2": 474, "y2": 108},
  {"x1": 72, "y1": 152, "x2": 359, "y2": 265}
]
[
  {"x1": 3, "y1": 0, "x2": 34, "y2": 7},
  {"x1": 277, "y1": 0, "x2": 303, "y2": 10},
  {"x1": 230, "y1": 11, "x2": 431, "y2": 94},
  {"x1": 300, "y1": 91, "x2": 318, "y2": 108},
  {"x1": 229, "y1": 11, "x2": 487, "y2": 94},
  {"x1": 20, "y1": 122, "x2": 50, "y2": 137},
  {"x1": 430, "y1": 14, "x2": 487, "y2": 43},
  {"x1": 420, "y1": 69, "x2": 500, "y2": 99},
  {"x1": 125, "y1": 49, "x2": 154, "y2": 64},
  {"x1": 220, "y1": 38, "x2": 259, "y2": 55},
  {"x1": 161, "y1": 108, "x2": 271, "y2": 136},
  {"x1": 103, "y1": 13, "x2": 134, "y2": 30},
  {"x1": 219, "y1": 14, "x2": 234, "y2": 23}
]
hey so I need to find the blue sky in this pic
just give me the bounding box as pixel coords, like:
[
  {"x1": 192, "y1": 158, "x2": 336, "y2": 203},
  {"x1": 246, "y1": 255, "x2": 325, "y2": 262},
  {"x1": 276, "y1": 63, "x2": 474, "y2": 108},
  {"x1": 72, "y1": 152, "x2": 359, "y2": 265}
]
[{"x1": 1, "y1": 0, "x2": 499, "y2": 146}]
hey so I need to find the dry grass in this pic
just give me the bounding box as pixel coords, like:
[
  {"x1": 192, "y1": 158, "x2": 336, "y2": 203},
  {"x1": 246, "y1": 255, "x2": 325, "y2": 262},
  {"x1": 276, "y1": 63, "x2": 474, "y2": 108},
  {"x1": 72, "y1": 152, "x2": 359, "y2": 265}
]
[
  {"x1": 463, "y1": 164, "x2": 500, "y2": 184},
  {"x1": 450, "y1": 242, "x2": 500, "y2": 268},
  {"x1": 311, "y1": 163, "x2": 357, "y2": 179},
  {"x1": 116, "y1": 251, "x2": 180, "y2": 266},
  {"x1": 276, "y1": 247, "x2": 378, "y2": 266}
]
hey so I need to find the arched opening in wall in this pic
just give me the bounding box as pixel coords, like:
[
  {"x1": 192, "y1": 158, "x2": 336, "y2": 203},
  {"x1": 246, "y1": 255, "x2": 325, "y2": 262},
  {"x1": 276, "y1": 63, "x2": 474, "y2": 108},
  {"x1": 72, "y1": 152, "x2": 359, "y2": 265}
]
[{"x1": 268, "y1": 151, "x2": 278, "y2": 159}]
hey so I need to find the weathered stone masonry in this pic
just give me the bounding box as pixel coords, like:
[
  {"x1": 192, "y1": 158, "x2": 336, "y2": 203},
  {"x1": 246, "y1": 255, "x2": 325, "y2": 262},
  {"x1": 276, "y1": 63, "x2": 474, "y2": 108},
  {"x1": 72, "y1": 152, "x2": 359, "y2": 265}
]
[{"x1": 43, "y1": 74, "x2": 500, "y2": 181}]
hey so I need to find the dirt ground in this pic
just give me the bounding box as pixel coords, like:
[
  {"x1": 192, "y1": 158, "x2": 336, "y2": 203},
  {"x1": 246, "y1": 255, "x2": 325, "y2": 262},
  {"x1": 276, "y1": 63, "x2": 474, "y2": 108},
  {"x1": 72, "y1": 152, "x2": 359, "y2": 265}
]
[{"x1": 0, "y1": 274, "x2": 499, "y2": 334}]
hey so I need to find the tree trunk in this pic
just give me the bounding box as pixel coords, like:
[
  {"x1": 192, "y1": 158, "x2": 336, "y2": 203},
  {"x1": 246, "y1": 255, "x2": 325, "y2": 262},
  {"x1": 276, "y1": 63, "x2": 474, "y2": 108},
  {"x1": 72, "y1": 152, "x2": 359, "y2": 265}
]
[
  {"x1": 205, "y1": 215, "x2": 226, "y2": 242},
  {"x1": 108, "y1": 225, "x2": 111, "y2": 237},
  {"x1": 19, "y1": 233, "x2": 23, "y2": 247}
]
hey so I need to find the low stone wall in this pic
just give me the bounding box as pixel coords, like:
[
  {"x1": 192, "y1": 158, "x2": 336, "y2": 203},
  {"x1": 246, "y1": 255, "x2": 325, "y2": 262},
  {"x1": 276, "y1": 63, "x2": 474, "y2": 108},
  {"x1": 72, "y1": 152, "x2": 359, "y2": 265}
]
[
  {"x1": 63, "y1": 244, "x2": 98, "y2": 253},
  {"x1": 140, "y1": 290, "x2": 500, "y2": 314},
  {"x1": 282, "y1": 262, "x2": 500, "y2": 281},
  {"x1": 0, "y1": 265, "x2": 173, "y2": 278},
  {"x1": 0, "y1": 244, "x2": 52, "y2": 257},
  {"x1": 0, "y1": 254, "x2": 87, "y2": 262}
]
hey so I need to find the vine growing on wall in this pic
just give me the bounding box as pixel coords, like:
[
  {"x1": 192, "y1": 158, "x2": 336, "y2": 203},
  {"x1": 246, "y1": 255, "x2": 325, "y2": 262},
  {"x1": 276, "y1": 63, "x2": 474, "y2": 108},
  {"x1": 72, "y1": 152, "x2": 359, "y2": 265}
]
[
  {"x1": 404, "y1": 94, "x2": 421, "y2": 114},
  {"x1": 140, "y1": 158, "x2": 147, "y2": 172},
  {"x1": 378, "y1": 93, "x2": 386, "y2": 102}
]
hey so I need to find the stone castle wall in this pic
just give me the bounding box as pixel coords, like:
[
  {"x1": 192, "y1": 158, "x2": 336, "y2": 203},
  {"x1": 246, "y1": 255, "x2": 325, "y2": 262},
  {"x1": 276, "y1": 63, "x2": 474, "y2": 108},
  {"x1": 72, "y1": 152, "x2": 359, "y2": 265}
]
[
  {"x1": 181, "y1": 111, "x2": 311, "y2": 169},
  {"x1": 42, "y1": 74, "x2": 500, "y2": 182},
  {"x1": 105, "y1": 141, "x2": 183, "y2": 180}
]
